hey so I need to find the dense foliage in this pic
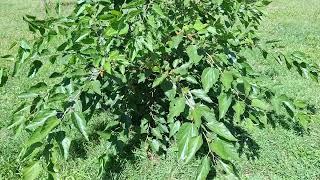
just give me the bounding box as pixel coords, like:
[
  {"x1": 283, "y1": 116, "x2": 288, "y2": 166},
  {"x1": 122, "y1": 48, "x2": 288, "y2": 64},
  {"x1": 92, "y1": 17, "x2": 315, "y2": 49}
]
[{"x1": 3, "y1": 0, "x2": 319, "y2": 179}]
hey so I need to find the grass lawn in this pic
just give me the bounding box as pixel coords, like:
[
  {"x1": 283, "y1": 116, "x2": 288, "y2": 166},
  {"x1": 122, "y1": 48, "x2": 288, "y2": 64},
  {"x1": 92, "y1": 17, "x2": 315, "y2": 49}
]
[{"x1": 0, "y1": 0, "x2": 319, "y2": 179}]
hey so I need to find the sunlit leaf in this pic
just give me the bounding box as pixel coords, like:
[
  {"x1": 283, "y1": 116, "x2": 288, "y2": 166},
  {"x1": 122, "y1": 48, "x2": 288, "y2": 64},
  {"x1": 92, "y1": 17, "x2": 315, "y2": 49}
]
[
  {"x1": 176, "y1": 123, "x2": 197, "y2": 161},
  {"x1": 22, "y1": 161, "x2": 42, "y2": 180},
  {"x1": 186, "y1": 45, "x2": 202, "y2": 64},
  {"x1": 191, "y1": 89, "x2": 213, "y2": 103},
  {"x1": 201, "y1": 67, "x2": 219, "y2": 92},
  {"x1": 221, "y1": 71, "x2": 233, "y2": 90},
  {"x1": 196, "y1": 156, "x2": 211, "y2": 180},
  {"x1": 210, "y1": 138, "x2": 238, "y2": 161},
  {"x1": 71, "y1": 111, "x2": 89, "y2": 141},
  {"x1": 218, "y1": 92, "x2": 232, "y2": 119}
]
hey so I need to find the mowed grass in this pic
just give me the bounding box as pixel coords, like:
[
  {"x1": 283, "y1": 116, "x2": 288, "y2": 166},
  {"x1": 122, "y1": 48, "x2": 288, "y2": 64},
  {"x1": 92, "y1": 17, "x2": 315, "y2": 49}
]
[{"x1": 0, "y1": 0, "x2": 320, "y2": 179}]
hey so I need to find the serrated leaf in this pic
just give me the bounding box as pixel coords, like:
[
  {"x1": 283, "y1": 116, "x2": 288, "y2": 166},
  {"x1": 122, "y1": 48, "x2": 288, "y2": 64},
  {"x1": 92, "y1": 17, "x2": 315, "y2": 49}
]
[
  {"x1": 196, "y1": 156, "x2": 211, "y2": 180},
  {"x1": 71, "y1": 111, "x2": 89, "y2": 141},
  {"x1": 186, "y1": 45, "x2": 202, "y2": 64},
  {"x1": 201, "y1": 67, "x2": 219, "y2": 92},
  {"x1": 22, "y1": 161, "x2": 42, "y2": 180},
  {"x1": 191, "y1": 89, "x2": 213, "y2": 103},
  {"x1": 210, "y1": 138, "x2": 238, "y2": 161},
  {"x1": 221, "y1": 71, "x2": 233, "y2": 90},
  {"x1": 218, "y1": 92, "x2": 232, "y2": 119}
]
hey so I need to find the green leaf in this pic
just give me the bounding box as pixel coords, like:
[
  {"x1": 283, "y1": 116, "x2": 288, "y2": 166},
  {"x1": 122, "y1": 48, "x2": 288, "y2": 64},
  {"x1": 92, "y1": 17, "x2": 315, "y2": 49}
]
[
  {"x1": 191, "y1": 89, "x2": 213, "y2": 103},
  {"x1": 123, "y1": 0, "x2": 145, "y2": 9},
  {"x1": 0, "y1": 55, "x2": 14, "y2": 60},
  {"x1": 90, "y1": 80, "x2": 102, "y2": 94},
  {"x1": 168, "y1": 97, "x2": 186, "y2": 122},
  {"x1": 26, "y1": 110, "x2": 57, "y2": 130},
  {"x1": 71, "y1": 112, "x2": 89, "y2": 141},
  {"x1": 251, "y1": 99, "x2": 272, "y2": 111},
  {"x1": 151, "y1": 128, "x2": 162, "y2": 139},
  {"x1": 196, "y1": 156, "x2": 211, "y2": 180},
  {"x1": 296, "y1": 112, "x2": 310, "y2": 128},
  {"x1": 201, "y1": 67, "x2": 219, "y2": 92},
  {"x1": 193, "y1": 19, "x2": 207, "y2": 31},
  {"x1": 190, "y1": 105, "x2": 205, "y2": 128},
  {"x1": 0, "y1": 68, "x2": 7, "y2": 85},
  {"x1": 75, "y1": 30, "x2": 90, "y2": 43},
  {"x1": 150, "y1": 139, "x2": 160, "y2": 152},
  {"x1": 232, "y1": 101, "x2": 245, "y2": 123},
  {"x1": 283, "y1": 100, "x2": 295, "y2": 117},
  {"x1": 169, "y1": 121, "x2": 181, "y2": 137},
  {"x1": 8, "y1": 115, "x2": 26, "y2": 130},
  {"x1": 218, "y1": 159, "x2": 238, "y2": 179},
  {"x1": 26, "y1": 117, "x2": 60, "y2": 147},
  {"x1": 185, "y1": 135, "x2": 203, "y2": 163},
  {"x1": 152, "y1": 4, "x2": 166, "y2": 18},
  {"x1": 218, "y1": 92, "x2": 232, "y2": 119},
  {"x1": 61, "y1": 137, "x2": 71, "y2": 160},
  {"x1": 168, "y1": 35, "x2": 183, "y2": 49},
  {"x1": 186, "y1": 45, "x2": 202, "y2": 64},
  {"x1": 29, "y1": 82, "x2": 47, "y2": 92},
  {"x1": 206, "y1": 120, "x2": 237, "y2": 141},
  {"x1": 221, "y1": 71, "x2": 233, "y2": 90},
  {"x1": 22, "y1": 161, "x2": 42, "y2": 180},
  {"x1": 152, "y1": 73, "x2": 168, "y2": 88},
  {"x1": 118, "y1": 23, "x2": 129, "y2": 35},
  {"x1": 176, "y1": 123, "x2": 197, "y2": 161},
  {"x1": 142, "y1": 35, "x2": 154, "y2": 52},
  {"x1": 185, "y1": 75, "x2": 198, "y2": 84},
  {"x1": 28, "y1": 60, "x2": 43, "y2": 78},
  {"x1": 210, "y1": 138, "x2": 238, "y2": 161},
  {"x1": 20, "y1": 40, "x2": 31, "y2": 50},
  {"x1": 18, "y1": 92, "x2": 39, "y2": 98}
]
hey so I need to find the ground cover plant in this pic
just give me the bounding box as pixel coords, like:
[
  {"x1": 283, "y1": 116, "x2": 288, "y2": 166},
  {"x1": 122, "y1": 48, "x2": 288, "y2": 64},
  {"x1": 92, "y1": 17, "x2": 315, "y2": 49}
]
[{"x1": 1, "y1": 0, "x2": 320, "y2": 179}]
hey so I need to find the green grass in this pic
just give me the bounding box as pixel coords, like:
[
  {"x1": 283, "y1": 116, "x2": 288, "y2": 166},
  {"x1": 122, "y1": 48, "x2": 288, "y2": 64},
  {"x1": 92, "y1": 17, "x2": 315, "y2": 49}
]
[{"x1": 1, "y1": 0, "x2": 320, "y2": 179}]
